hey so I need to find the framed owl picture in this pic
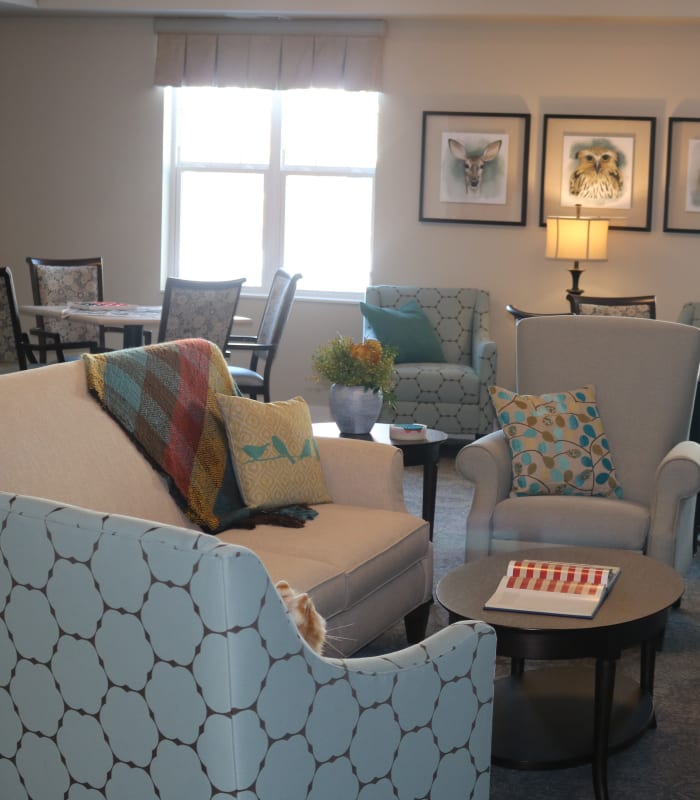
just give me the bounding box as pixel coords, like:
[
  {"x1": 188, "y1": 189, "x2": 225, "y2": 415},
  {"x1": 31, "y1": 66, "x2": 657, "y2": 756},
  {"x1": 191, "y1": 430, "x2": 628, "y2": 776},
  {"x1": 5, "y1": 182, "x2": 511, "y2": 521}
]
[
  {"x1": 663, "y1": 117, "x2": 700, "y2": 233},
  {"x1": 539, "y1": 114, "x2": 656, "y2": 231}
]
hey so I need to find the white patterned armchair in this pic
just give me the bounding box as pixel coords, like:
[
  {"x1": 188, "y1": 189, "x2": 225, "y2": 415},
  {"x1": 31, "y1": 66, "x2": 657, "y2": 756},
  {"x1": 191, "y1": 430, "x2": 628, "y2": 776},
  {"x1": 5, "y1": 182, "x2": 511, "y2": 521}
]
[
  {"x1": 363, "y1": 286, "x2": 497, "y2": 437},
  {"x1": 0, "y1": 491, "x2": 497, "y2": 800}
]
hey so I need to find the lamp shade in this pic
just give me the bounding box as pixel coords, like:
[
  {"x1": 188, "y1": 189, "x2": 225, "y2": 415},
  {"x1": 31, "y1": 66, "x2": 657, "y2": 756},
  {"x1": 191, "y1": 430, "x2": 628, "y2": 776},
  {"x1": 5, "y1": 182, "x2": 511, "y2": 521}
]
[{"x1": 545, "y1": 216, "x2": 609, "y2": 262}]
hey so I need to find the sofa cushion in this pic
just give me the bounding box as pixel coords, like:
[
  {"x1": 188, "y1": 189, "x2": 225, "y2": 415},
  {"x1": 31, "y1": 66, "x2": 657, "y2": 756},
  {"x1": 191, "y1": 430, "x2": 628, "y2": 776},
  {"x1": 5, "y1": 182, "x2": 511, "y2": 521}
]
[
  {"x1": 219, "y1": 500, "x2": 432, "y2": 655},
  {"x1": 217, "y1": 394, "x2": 331, "y2": 508},
  {"x1": 217, "y1": 503, "x2": 429, "y2": 619},
  {"x1": 360, "y1": 299, "x2": 446, "y2": 363},
  {"x1": 394, "y1": 362, "x2": 481, "y2": 404},
  {"x1": 490, "y1": 383, "x2": 623, "y2": 499}
]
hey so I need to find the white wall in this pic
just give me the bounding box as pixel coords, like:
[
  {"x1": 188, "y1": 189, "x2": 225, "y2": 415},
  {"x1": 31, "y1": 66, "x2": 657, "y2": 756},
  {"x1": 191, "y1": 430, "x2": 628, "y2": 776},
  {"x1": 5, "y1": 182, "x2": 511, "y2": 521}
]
[
  {"x1": 376, "y1": 18, "x2": 700, "y2": 382},
  {"x1": 2, "y1": 15, "x2": 700, "y2": 411}
]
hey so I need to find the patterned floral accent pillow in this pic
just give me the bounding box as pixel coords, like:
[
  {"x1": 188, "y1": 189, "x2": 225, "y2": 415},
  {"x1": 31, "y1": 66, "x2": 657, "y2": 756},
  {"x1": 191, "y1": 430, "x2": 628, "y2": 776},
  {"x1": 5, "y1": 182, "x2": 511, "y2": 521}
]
[
  {"x1": 489, "y1": 384, "x2": 623, "y2": 498},
  {"x1": 216, "y1": 394, "x2": 331, "y2": 508}
]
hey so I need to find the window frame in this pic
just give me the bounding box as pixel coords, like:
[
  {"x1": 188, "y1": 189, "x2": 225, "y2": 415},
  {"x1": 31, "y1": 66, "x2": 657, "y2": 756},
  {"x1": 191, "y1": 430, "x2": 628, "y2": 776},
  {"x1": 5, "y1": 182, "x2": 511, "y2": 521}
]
[{"x1": 161, "y1": 86, "x2": 378, "y2": 300}]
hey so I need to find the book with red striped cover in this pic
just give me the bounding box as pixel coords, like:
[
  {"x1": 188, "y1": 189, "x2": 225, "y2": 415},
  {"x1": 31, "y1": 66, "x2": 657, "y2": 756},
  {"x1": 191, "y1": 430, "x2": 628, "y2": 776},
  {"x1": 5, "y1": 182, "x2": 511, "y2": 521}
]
[{"x1": 484, "y1": 559, "x2": 621, "y2": 618}]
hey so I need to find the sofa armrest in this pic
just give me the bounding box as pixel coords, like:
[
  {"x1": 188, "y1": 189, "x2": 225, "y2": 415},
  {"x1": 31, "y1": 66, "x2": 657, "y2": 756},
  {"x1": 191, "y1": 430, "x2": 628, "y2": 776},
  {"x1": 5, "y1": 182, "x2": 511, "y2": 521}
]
[
  {"x1": 471, "y1": 299, "x2": 497, "y2": 382},
  {"x1": 456, "y1": 430, "x2": 512, "y2": 561},
  {"x1": 647, "y1": 439, "x2": 700, "y2": 571},
  {"x1": 315, "y1": 436, "x2": 407, "y2": 512}
]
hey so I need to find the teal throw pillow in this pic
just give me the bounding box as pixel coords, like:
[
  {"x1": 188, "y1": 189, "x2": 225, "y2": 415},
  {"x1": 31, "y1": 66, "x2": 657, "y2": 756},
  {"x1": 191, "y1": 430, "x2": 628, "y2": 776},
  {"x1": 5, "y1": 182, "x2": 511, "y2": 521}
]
[
  {"x1": 360, "y1": 299, "x2": 445, "y2": 363},
  {"x1": 489, "y1": 383, "x2": 623, "y2": 499}
]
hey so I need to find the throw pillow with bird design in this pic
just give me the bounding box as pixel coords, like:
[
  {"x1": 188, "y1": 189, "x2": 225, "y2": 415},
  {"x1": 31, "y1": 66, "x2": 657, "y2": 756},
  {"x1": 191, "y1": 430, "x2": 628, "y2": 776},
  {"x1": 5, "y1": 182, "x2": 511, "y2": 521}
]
[{"x1": 216, "y1": 394, "x2": 331, "y2": 508}]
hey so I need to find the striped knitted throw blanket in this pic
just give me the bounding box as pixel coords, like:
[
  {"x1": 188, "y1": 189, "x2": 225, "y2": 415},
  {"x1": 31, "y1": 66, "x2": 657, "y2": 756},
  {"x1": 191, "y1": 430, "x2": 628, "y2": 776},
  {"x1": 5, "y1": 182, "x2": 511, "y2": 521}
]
[{"x1": 83, "y1": 338, "x2": 253, "y2": 533}]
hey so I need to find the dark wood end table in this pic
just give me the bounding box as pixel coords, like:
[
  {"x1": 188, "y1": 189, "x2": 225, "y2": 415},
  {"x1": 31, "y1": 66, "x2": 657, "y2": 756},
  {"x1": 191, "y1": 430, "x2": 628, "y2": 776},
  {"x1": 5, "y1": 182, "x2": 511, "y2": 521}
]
[
  {"x1": 312, "y1": 422, "x2": 447, "y2": 540},
  {"x1": 436, "y1": 546, "x2": 684, "y2": 800}
]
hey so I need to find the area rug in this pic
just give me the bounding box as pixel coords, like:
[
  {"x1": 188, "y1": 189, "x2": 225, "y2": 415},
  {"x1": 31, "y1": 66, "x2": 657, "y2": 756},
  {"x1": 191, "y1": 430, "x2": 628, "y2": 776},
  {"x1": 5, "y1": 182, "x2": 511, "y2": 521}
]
[{"x1": 357, "y1": 450, "x2": 700, "y2": 800}]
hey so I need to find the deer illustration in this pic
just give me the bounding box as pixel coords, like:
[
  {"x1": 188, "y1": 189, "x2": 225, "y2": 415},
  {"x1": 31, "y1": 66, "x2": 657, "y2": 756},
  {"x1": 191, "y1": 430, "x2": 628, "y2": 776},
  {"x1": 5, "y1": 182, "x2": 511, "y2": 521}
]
[{"x1": 448, "y1": 138, "x2": 502, "y2": 194}]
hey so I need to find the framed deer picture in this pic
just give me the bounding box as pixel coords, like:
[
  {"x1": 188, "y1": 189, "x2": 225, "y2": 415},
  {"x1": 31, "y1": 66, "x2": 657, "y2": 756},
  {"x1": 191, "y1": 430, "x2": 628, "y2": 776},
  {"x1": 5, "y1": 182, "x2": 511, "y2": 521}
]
[{"x1": 419, "y1": 111, "x2": 531, "y2": 226}]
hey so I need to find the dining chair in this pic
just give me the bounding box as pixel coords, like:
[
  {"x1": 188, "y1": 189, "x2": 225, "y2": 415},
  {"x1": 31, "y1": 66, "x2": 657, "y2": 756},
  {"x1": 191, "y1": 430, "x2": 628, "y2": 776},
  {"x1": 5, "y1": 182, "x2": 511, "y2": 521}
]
[
  {"x1": 26, "y1": 256, "x2": 121, "y2": 359},
  {"x1": 506, "y1": 304, "x2": 570, "y2": 321},
  {"x1": 567, "y1": 293, "x2": 657, "y2": 318},
  {"x1": 0, "y1": 266, "x2": 66, "y2": 370},
  {"x1": 226, "y1": 269, "x2": 302, "y2": 402},
  {"x1": 157, "y1": 276, "x2": 246, "y2": 352}
]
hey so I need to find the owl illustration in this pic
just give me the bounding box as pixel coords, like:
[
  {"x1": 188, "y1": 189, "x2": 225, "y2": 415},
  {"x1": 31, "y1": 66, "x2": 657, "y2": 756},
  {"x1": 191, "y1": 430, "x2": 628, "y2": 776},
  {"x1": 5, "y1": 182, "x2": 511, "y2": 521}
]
[{"x1": 569, "y1": 146, "x2": 623, "y2": 201}]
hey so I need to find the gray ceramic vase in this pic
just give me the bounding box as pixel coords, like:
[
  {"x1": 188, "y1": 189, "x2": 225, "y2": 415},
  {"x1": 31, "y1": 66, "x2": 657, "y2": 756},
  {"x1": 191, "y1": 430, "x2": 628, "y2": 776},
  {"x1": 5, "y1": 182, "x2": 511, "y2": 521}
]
[{"x1": 328, "y1": 384, "x2": 383, "y2": 434}]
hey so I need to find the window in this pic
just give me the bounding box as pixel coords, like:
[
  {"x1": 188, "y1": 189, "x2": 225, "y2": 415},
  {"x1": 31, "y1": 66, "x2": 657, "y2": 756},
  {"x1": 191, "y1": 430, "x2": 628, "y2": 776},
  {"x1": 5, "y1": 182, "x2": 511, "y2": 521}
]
[{"x1": 162, "y1": 87, "x2": 379, "y2": 297}]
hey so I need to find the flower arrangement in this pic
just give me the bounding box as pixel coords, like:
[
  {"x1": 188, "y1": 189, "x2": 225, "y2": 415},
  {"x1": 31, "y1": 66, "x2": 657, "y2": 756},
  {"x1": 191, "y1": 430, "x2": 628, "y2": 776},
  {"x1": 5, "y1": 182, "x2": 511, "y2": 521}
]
[{"x1": 312, "y1": 336, "x2": 396, "y2": 399}]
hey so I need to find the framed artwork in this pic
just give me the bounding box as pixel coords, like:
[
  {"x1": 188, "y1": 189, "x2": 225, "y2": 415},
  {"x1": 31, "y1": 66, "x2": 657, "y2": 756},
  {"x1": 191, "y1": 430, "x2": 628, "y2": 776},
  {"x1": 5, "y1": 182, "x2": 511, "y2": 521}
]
[
  {"x1": 663, "y1": 117, "x2": 700, "y2": 233},
  {"x1": 419, "y1": 111, "x2": 531, "y2": 226},
  {"x1": 539, "y1": 114, "x2": 656, "y2": 231}
]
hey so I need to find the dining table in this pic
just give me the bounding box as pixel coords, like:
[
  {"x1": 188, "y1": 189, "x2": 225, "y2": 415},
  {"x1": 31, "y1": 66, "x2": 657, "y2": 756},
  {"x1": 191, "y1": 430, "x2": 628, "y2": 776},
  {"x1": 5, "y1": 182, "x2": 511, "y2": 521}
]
[{"x1": 20, "y1": 303, "x2": 251, "y2": 349}]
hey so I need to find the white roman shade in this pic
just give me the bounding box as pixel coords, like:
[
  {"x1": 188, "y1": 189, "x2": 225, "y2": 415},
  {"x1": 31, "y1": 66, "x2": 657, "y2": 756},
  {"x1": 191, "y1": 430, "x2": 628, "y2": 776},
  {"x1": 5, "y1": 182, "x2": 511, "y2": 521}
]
[{"x1": 154, "y1": 19, "x2": 385, "y2": 91}]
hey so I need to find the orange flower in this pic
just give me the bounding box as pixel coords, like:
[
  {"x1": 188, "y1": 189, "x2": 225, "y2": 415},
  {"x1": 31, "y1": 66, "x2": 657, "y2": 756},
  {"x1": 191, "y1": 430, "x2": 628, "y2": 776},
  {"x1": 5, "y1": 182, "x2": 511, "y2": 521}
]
[{"x1": 351, "y1": 339, "x2": 382, "y2": 365}]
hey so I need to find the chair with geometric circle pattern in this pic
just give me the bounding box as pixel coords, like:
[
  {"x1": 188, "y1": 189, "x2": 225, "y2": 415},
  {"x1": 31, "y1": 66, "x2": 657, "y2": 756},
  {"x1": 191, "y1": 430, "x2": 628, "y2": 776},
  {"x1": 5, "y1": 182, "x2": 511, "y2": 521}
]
[
  {"x1": 0, "y1": 490, "x2": 497, "y2": 800},
  {"x1": 363, "y1": 286, "x2": 497, "y2": 438}
]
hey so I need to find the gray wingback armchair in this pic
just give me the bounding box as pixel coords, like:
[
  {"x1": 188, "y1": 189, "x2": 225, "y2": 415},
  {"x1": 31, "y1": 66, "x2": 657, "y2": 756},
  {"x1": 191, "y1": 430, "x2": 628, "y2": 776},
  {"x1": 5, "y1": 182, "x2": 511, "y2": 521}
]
[
  {"x1": 363, "y1": 286, "x2": 497, "y2": 437},
  {"x1": 457, "y1": 315, "x2": 700, "y2": 574}
]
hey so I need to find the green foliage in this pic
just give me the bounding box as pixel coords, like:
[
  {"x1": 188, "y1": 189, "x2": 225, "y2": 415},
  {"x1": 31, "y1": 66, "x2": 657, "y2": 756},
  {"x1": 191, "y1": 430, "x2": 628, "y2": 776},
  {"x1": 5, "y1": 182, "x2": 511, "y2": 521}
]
[{"x1": 312, "y1": 336, "x2": 396, "y2": 400}]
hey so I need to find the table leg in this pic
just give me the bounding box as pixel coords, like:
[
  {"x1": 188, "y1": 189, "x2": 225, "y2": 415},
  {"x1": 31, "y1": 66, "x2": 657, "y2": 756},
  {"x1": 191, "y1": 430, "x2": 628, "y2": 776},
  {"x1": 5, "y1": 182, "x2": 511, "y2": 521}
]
[
  {"x1": 422, "y1": 459, "x2": 439, "y2": 541},
  {"x1": 640, "y1": 637, "x2": 657, "y2": 696},
  {"x1": 640, "y1": 634, "x2": 660, "y2": 729},
  {"x1": 122, "y1": 324, "x2": 146, "y2": 349},
  {"x1": 593, "y1": 657, "x2": 616, "y2": 800}
]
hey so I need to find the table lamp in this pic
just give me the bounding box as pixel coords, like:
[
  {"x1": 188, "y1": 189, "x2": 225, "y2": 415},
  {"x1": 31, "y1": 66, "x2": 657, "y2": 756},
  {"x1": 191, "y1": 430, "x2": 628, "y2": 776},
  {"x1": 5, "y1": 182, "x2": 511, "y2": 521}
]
[{"x1": 545, "y1": 204, "x2": 609, "y2": 299}]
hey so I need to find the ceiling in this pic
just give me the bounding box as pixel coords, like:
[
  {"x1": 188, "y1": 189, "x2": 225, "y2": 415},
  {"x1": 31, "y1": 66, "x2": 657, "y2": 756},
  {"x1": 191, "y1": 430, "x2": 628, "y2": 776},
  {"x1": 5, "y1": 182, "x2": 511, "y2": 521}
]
[{"x1": 3, "y1": 0, "x2": 700, "y2": 21}]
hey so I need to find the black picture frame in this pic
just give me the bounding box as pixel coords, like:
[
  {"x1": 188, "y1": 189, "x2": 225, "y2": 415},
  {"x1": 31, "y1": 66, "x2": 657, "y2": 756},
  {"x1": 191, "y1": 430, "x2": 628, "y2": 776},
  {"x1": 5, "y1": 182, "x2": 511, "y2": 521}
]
[
  {"x1": 419, "y1": 111, "x2": 530, "y2": 226},
  {"x1": 663, "y1": 117, "x2": 700, "y2": 233},
  {"x1": 539, "y1": 114, "x2": 656, "y2": 232}
]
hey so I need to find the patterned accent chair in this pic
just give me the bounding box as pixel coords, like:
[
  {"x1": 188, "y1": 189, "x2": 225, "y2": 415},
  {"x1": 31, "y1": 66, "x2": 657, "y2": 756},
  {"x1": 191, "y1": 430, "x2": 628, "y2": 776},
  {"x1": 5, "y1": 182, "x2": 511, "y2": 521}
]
[
  {"x1": 0, "y1": 266, "x2": 66, "y2": 371},
  {"x1": 457, "y1": 315, "x2": 700, "y2": 574},
  {"x1": 158, "y1": 276, "x2": 246, "y2": 352},
  {"x1": 26, "y1": 256, "x2": 114, "y2": 359},
  {"x1": 363, "y1": 286, "x2": 497, "y2": 438},
  {"x1": 0, "y1": 492, "x2": 497, "y2": 800}
]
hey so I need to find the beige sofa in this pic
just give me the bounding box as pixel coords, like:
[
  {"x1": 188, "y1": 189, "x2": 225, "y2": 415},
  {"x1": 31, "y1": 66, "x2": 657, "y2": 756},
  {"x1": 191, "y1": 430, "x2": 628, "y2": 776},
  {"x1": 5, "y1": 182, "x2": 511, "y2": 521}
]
[{"x1": 0, "y1": 360, "x2": 432, "y2": 655}]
